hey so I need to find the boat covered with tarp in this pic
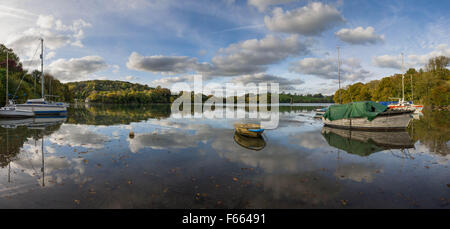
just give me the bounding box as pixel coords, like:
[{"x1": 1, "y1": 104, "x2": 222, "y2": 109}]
[{"x1": 322, "y1": 101, "x2": 413, "y2": 130}]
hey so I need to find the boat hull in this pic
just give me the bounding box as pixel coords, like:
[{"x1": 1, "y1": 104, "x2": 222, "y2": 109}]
[
  {"x1": 388, "y1": 104, "x2": 423, "y2": 114},
  {"x1": 0, "y1": 107, "x2": 35, "y2": 118},
  {"x1": 322, "y1": 111, "x2": 413, "y2": 130},
  {"x1": 234, "y1": 123, "x2": 264, "y2": 137},
  {"x1": 14, "y1": 104, "x2": 67, "y2": 116}
]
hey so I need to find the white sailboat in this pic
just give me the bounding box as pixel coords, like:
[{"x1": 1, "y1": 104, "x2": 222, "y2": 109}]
[
  {"x1": 0, "y1": 51, "x2": 35, "y2": 118},
  {"x1": 387, "y1": 53, "x2": 423, "y2": 114},
  {"x1": 12, "y1": 38, "x2": 68, "y2": 116}
]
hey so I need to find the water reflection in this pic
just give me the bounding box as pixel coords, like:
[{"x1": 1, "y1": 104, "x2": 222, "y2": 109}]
[
  {"x1": 322, "y1": 127, "x2": 415, "y2": 156},
  {"x1": 233, "y1": 133, "x2": 266, "y2": 151},
  {"x1": 1, "y1": 117, "x2": 67, "y2": 196},
  {"x1": 0, "y1": 104, "x2": 448, "y2": 208}
]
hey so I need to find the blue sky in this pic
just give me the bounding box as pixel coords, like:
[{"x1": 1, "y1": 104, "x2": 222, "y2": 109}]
[{"x1": 0, "y1": 0, "x2": 449, "y2": 95}]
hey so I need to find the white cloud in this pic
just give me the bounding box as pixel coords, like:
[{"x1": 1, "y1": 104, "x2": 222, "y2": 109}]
[
  {"x1": 373, "y1": 44, "x2": 450, "y2": 70},
  {"x1": 335, "y1": 26, "x2": 384, "y2": 45},
  {"x1": 126, "y1": 52, "x2": 202, "y2": 74},
  {"x1": 210, "y1": 34, "x2": 310, "y2": 75},
  {"x1": 45, "y1": 51, "x2": 56, "y2": 60},
  {"x1": 128, "y1": 128, "x2": 207, "y2": 153},
  {"x1": 264, "y1": 2, "x2": 345, "y2": 35},
  {"x1": 125, "y1": 75, "x2": 137, "y2": 81},
  {"x1": 7, "y1": 28, "x2": 71, "y2": 58},
  {"x1": 290, "y1": 57, "x2": 371, "y2": 82},
  {"x1": 112, "y1": 64, "x2": 120, "y2": 73},
  {"x1": 3, "y1": 12, "x2": 92, "y2": 70},
  {"x1": 407, "y1": 44, "x2": 450, "y2": 66},
  {"x1": 248, "y1": 0, "x2": 294, "y2": 12},
  {"x1": 47, "y1": 56, "x2": 108, "y2": 82},
  {"x1": 128, "y1": 35, "x2": 310, "y2": 77},
  {"x1": 36, "y1": 14, "x2": 55, "y2": 29},
  {"x1": 229, "y1": 73, "x2": 304, "y2": 90},
  {"x1": 49, "y1": 124, "x2": 110, "y2": 149},
  {"x1": 372, "y1": 54, "x2": 402, "y2": 69},
  {"x1": 0, "y1": 4, "x2": 35, "y2": 20},
  {"x1": 151, "y1": 75, "x2": 197, "y2": 87},
  {"x1": 198, "y1": 49, "x2": 207, "y2": 56},
  {"x1": 334, "y1": 163, "x2": 382, "y2": 183}
]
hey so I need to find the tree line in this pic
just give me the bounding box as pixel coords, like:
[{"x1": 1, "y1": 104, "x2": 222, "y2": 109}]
[
  {"x1": 0, "y1": 44, "x2": 72, "y2": 106},
  {"x1": 333, "y1": 56, "x2": 449, "y2": 108}
]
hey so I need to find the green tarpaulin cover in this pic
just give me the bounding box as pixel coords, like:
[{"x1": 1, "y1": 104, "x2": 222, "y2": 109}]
[{"x1": 323, "y1": 101, "x2": 387, "y2": 121}]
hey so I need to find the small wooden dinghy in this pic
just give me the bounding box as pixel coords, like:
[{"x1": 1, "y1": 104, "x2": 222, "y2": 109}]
[
  {"x1": 234, "y1": 123, "x2": 264, "y2": 137},
  {"x1": 233, "y1": 132, "x2": 266, "y2": 151}
]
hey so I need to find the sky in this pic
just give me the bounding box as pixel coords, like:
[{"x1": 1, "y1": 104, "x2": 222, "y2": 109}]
[{"x1": 0, "y1": 0, "x2": 449, "y2": 95}]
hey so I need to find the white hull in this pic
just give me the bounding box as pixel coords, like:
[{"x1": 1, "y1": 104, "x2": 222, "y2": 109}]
[
  {"x1": 0, "y1": 107, "x2": 35, "y2": 118},
  {"x1": 15, "y1": 105, "x2": 67, "y2": 114},
  {"x1": 388, "y1": 100, "x2": 424, "y2": 114},
  {"x1": 322, "y1": 111, "x2": 413, "y2": 130},
  {"x1": 14, "y1": 99, "x2": 67, "y2": 115}
]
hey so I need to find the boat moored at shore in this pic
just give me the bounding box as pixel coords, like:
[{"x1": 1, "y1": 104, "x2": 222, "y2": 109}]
[
  {"x1": 14, "y1": 98, "x2": 68, "y2": 116},
  {"x1": 322, "y1": 101, "x2": 413, "y2": 130}
]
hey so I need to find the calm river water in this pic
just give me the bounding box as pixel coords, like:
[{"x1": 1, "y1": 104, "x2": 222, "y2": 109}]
[{"x1": 0, "y1": 104, "x2": 448, "y2": 208}]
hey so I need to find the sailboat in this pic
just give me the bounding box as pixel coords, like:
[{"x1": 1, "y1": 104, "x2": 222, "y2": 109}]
[
  {"x1": 387, "y1": 54, "x2": 423, "y2": 114},
  {"x1": 321, "y1": 49, "x2": 413, "y2": 130},
  {"x1": 0, "y1": 51, "x2": 35, "y2": 118},
  {"x1": 12, "y1": 38, "x2": 68, "y2": 116}
]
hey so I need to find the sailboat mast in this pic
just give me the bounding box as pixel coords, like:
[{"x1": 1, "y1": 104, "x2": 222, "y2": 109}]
[
  {"x1": 5, "y1": 51, "x2": 8, "y2": 105},
  {"x1": 411, "y1": 72, "x2": 414, "y2": 102},
  {"x1": 401, "y1": 53, "x2": 404, "y2": 103},
  {"x1": 337, "y1": 46, "x2": 341, "y2": 104},
  {"x1": 41, "y1": 38, "x2": 44, "y2": 99}
]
